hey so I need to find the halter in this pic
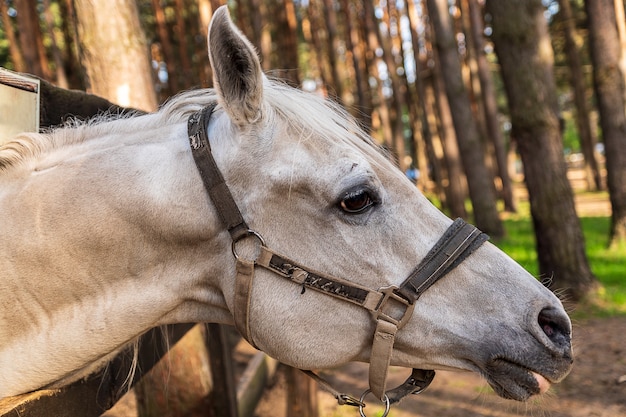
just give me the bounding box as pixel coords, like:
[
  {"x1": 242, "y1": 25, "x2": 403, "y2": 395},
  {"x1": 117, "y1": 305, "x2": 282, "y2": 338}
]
[{"x1": 188, "y1": 103, "x2": 488, "y2": 413}]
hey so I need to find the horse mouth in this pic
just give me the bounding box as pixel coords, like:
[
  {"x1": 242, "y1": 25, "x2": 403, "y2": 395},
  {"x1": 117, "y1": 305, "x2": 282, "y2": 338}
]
[{"x1": 482, "y1": 359, "x2": 553, "y2": 401}]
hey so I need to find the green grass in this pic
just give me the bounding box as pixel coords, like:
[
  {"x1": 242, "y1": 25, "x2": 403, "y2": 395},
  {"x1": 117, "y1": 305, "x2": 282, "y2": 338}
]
[{"x1": 494, "y1": 202, "x2": 626, "y2": 318}]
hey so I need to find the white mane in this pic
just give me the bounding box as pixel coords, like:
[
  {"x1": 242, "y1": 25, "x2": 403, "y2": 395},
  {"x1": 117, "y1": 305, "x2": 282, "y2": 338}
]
[{"x1": 0, "y1": 80, "x2": 387, "y2": 173}]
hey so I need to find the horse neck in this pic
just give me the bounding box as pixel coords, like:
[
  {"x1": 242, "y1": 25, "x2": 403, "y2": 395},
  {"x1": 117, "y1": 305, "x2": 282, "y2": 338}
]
[{"x1": 0, "y1": 120, "x2": 236, "y2": 397}]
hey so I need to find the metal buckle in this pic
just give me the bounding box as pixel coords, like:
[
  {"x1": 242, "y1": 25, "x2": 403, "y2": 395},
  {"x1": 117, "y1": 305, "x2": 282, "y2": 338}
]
[
  {"x1": 337, "y1": 393, "x2": 366, "y2": 407},
  {"x1": 372, "y1": 286, "x2": 415, "y2": 328}
]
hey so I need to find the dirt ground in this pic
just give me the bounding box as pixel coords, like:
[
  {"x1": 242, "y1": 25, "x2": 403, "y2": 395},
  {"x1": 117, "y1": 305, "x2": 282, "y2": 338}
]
[{"x1": 254, "y1": 316, "x2": 626, "y2": 417}]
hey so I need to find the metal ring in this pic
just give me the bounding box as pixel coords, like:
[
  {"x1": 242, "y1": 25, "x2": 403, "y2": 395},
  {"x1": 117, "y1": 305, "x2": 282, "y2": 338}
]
[
  {"x1": 231, "y1": 230, "x2": 266, "y2": 260},
  {"x1": 358, "y1": 390, "x2": 390, "y2": 417}
]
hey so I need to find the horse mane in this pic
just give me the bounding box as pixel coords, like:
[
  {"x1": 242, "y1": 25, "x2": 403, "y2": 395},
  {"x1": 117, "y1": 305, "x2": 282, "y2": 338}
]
[{"x1": 0, "y1": 80, "x2": 386, "y2": 172}]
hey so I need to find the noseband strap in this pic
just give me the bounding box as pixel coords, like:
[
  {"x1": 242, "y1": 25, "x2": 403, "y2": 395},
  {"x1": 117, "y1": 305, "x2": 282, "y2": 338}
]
[{"x1": 188, "y1": 105, "x2": 489, "y2": 405}]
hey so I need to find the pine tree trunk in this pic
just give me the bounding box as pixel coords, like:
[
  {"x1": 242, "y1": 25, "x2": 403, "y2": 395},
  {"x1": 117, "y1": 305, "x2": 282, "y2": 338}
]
[
  {"x1": 322, "y1": 0, "x2": 345, "y2": 103},
  {"x1": 557, "y1": 0, "x2": 602, "y2": 191},
  {"x1": 270, "y1": 0, "x2": 300, "y2": 87},
  {"x1": 340, "y1": 0, "x2": 372, "y2": 130},
  {"x1": 42, "y1": 0, "x2": 69, "y2": 88},
  {"x1": 585, "y1": 0, "x2": 626, "y2": 247},
  {"x1": 426, "y1": 0, "x2": 503, "y2": 238},
  {"x1": 362, "y1": 0, "x2": 394, "y2": 152},
  {"x1": 379, "y1": 3, "x2": 408, "y2": 170},
  {"x1": 0, "y1": 0, "x2": 26, "y2": 72},
  {"x1": 14, "y1": 0, "x2": 51, "y2": 79},
  {"x1": 151, "y1": 0, "x2": 179, "y2": 95},
  {"x1": 73, "y1": 0, "x2": 158, "y2": 111},
  {"x1": 486, "y1": 0, "x2": 598, "y2": 301},
  {"x1": 466, "y1": 0, "x2": 517, "y2": 212}
]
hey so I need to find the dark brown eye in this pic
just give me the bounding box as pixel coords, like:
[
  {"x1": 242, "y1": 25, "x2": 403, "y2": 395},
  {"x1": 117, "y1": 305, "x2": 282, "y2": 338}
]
[{"x1": 340, "y1": 189, "x2": 375, "y2": 213}]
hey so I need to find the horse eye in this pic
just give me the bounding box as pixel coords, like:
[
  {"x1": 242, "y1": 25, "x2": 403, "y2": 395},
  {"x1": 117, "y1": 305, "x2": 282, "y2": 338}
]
[{"x1": 340, "y1": 189, "x2": 376, "y2": 214}]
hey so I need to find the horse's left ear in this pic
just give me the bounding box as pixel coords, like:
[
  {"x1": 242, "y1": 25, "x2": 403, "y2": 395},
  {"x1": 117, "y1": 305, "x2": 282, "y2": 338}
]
[{"x1": 208, "y1": 6, "x2": 264, "y2": 126}]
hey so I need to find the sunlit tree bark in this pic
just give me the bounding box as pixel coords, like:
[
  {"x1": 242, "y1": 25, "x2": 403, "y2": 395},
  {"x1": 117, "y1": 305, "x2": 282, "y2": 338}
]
[{"x1": 74, "y1": 0, "x2": 157, "y2": 111}]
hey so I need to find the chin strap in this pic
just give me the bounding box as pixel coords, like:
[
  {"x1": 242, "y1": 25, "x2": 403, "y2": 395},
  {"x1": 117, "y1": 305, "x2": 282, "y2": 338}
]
[{"x1": 187, "y1": 104, "x2": 489, "y2": 409}]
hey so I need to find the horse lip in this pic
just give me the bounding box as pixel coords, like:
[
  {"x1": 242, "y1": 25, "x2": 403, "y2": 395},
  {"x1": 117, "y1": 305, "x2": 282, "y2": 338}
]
[{"x1": 482, "y1": 358, "x2": 548, "y2": 401}]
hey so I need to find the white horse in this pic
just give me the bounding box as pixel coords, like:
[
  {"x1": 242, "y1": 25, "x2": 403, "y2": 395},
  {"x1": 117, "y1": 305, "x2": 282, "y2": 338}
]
[{"x1": 0, "y1": 5, "x2": 571, "y2": 410}]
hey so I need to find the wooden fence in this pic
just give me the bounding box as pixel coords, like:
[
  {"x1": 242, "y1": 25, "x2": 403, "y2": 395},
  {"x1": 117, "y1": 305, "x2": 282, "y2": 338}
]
[{"x1": 0, "y1": 324, "x2": 279, "y2": 417}]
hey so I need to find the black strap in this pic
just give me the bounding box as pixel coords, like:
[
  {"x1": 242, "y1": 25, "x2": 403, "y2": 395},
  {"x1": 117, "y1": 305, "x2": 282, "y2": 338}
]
[
  {"x1": 187, "y1": 104, "x2": 250, "y2": 241},
  {"x1": 397, "y1": 218, "x2": 489, "y2": 303},
  {"x1": 387, "y1": 368, "x2": 436, "y2": 404}
]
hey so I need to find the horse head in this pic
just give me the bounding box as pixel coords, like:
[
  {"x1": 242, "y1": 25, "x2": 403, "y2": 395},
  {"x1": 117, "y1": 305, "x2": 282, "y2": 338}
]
[
  {"x1": 0, "y1": 5, "x2": 572, "y2": 406},
  {"x1": 200, "y1": 6, "x2": 572, "y2": 403}
]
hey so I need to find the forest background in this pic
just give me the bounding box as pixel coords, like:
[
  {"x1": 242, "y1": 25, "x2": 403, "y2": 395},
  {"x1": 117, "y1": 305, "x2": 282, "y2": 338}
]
[{"x1": 1, "y1": 0, "x2": 626, "y2": 307}]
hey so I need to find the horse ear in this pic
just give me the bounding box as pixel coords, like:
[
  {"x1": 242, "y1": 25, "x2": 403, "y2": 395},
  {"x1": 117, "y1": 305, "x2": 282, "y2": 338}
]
[{"x1": 208, "y1": 6, "x2": 264, "y2": 126}]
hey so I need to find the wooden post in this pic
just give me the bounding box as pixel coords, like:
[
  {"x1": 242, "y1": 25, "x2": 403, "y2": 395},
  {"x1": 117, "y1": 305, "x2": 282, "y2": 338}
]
[
  {"x1": 286, "y1": 367, "x2": 318, "y2": 417},
  {"x1": 206, "y1": 324, "x2": 239, "y2": 417}
]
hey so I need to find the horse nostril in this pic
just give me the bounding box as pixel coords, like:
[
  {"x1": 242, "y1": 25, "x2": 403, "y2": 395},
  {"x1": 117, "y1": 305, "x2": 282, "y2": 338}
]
[{"x1": 538, "y1": 307, "x2": 572, "y2": 351}]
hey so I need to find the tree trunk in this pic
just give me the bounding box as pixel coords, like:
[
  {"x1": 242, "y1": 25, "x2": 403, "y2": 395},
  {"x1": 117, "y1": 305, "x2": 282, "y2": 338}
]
[
  {"x1": 59, "y1": 0, "x2": 86, "y2": 90},
  {"x1": 379, "y1": 3, "x2": 409, "y2": 170},
  {"x1": 362, "y1": 0, "x2": 394, "y2": 153},
  {"x1": 0, "y1": 1, "x2": 26, "y2": 72},
  {"x1": 42, "y1": 0, "x2": 69, "y2": 88},
  {"x1": 405, "y1": 0, "x2": 436, "y2": 192},
  {"x1": 466, "y1": 0, "x2": 517, "y2": 212},
  {"x1": 430, "y1": 59, "x2": 468, "y2": 218},
  {"x1": 426, "y1": 0, "x2": 503, "y2": 238},
  {"x1": 322, "y1": 0, "x2": 345, "y2": 103},
  {"x1": 151, "y1": 0, "x2": 179, "y2": 95},
  {"x1": 557, "y1": 0, "x2": 602, "y2": 191},
  {"x1": 340, "y1": 0, "x2": 372, "y2": 130},
  {"x1": 585, "y1": 0, "x2": 626, "y2": 247},
  {"x1": 271, "y1": 0, "x2": 300, "y2": 87},
  {"x1": 486, "y1": 0, "x2": 598, "y2": 302},
  {"x1": 73, "y1": 0, "x2": 158, "y2": 111},
  {"x1": 173, "y1": 0, "x2": 195, "y2": 90},
  {"x1": 14, "y1": 0, "x2": 51, "y2": 79}
]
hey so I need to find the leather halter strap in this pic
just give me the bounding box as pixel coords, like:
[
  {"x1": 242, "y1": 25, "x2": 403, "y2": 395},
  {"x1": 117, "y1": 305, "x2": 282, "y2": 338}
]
[
  {"x1": 187, "y1": 104, "x2": 489, "y2": 404},
  {"x1": 188, "y1": 103, "x2": 249, "y2": 241}
]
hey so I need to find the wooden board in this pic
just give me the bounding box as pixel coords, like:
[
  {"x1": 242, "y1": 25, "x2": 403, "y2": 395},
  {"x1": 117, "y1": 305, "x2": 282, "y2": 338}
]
[{"x1": 0, "y1": 68, "x2": 40, "y2": 144}]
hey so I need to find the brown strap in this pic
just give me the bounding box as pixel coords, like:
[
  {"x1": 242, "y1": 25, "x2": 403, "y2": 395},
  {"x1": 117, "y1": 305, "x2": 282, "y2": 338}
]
[
  {"x1": 233, "y1": 259, "x2": 259, "y2": 348},
  {"x1": 188, "y1": 104, "x2": 250, "y2": 241},
  {"x1": 369, "y1": 320, "x2": 398, "y2": 400}
]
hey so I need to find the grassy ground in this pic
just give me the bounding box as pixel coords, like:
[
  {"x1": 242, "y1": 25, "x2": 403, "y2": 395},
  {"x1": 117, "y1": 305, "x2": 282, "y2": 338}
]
[{"x1": 494, "y1": 198, "x2": 626, "y2": 318}]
